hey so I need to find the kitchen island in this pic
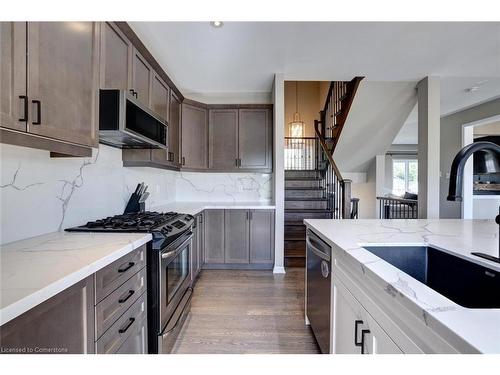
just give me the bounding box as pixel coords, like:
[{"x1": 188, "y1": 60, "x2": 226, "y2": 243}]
[{"x1": 304, "y1": 219, "x2": 500, "y2": 354}]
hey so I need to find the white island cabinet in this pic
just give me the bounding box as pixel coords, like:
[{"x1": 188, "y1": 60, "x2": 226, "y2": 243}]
[{"x1": 304, "y1": 219, "x2": 500, "y2": 354}]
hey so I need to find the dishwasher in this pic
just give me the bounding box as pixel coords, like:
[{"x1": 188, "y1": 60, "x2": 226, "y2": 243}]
[{"x1": 306, "y1": 229, "x2": 332, "y2": 354}]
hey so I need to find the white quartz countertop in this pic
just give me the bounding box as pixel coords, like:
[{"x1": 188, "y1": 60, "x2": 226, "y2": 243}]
[
  {"x1": 152, "y1": 201, "x2": 275, "y2": 216},
  {"x1": 0, "y1": 231, "x2": 151, "y2": 326},
  {"x1": 303, "y1": 219, "x2": 500, "y2": 354}
]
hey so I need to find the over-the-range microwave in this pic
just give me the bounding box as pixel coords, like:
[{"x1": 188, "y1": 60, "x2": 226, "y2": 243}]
[{"x1": 99, "y1": 89, "x2": 168, "y2": 149}]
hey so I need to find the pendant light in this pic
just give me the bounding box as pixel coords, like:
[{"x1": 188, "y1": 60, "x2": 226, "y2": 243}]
[{"x1": 289, "y1": 81, "x2": 305, "y2": 138}]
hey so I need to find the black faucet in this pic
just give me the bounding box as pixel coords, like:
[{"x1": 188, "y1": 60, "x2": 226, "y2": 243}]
[{"x1": 447, "y1": 141, "x2": 500, "y2": 263}]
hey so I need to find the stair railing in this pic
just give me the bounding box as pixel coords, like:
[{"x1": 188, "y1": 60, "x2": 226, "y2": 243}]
[
  {"x1": 284, "y1": 137, "x2": 319, "y2": 170},
  {"x1": 314, "y1": 76, "x2": 364, "y2": 219}
]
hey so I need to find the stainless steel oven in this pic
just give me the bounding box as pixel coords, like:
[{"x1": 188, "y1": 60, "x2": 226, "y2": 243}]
[{"x1": 157, "y1": 231, "x2": 193, "y2": 353}]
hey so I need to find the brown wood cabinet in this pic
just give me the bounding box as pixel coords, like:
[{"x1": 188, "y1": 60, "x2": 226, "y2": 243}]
[
  {"x1": 0, "y1": 22, "x2": 98, "y2": 156},
  {"x1": 0, "y1": 276, "x2": 95, "y2": 354},
  {"x1": 239, "y1": 108, "x2": 272, "y2": 170},
  {"x1": 0, "y1": 22, "x2": 26, "y2": 132},
  {"x1": 131, "y1": 48, "x2": 152, "y2": 107},
  {"x1": 181, "y1": 102, "x2": 208, "y2": 169},
  {"x1": 99, "y1": 22, "x2": 132, "y2": 90},
  {"x1": 202, "y1": 209, "x2": 274, "y2": 269},
  {"x1": 207, "y1": 106, "x2": 273, "y2": 172},
  {"x1": 208, "y1": 109, "x2": 239, "y2": 170},
  {"x1": 168, "y1": 91, "x2": 182, "y2": 166}
]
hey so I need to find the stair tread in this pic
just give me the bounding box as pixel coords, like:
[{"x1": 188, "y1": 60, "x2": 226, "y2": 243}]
[
  {"x1": 285, "y1": 187, "x2": 325, "y2": 190},
  {"x1": 285, "y1": 221, "x2": 306, "y2": 226},
  {"x1": 284, "y1": 250, "x2": 306, "y2": 258},
  {"x1": 285, "y1": 208, "x2": 332, "y2": 212},
  {"x1": 285, "y1": 197, "x2": 328, "y2": 201},
  {"x1": 285, "y1": 236, "x2": 306, "y2": 242}
]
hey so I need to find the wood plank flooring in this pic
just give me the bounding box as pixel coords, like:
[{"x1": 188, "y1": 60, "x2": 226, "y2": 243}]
[{"x1": 171, "y1": 268, "x2": 320, "y2": 354}]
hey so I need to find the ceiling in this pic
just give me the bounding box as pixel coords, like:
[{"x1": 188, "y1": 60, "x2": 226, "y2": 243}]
[{"x1": 130, "y1": 22, "x2": 500, "y2": 96}]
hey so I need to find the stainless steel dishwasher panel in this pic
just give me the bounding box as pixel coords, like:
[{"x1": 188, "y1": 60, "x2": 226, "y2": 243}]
[{"x1": 306, "y1": 229, "x2": 331, "y2": 354}]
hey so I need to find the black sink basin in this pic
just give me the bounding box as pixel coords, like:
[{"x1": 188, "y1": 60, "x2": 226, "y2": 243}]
[{"x1": 363, "y1": 246, "x2": 500, "y2": 308}]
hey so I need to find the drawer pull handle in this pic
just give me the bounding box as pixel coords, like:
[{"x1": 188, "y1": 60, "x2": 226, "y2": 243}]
[
  {"x1": 117, "y1": 262, "x2": 135, "y2": 273},
  {"x1": 19, "y1": 95, "x2": 28, "y2": 122},
  {"x1": 32, "y1": 100, "x2": 41, "y2": 125},
  {"x1": 118, "y1": 318, "x2": 135, "y2": 334},
  {"x1": 354, "y1": 319, "x2": 370, "y2": 354},
  {"x1": 118, "y1": 290, "x2": 135, "y2": 303}
]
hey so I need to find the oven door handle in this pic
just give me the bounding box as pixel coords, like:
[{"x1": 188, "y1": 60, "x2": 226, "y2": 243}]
[
  {"x1": 161, "y1": 234, "x2": 193, "y2": 259},
  {"x1": 161, "y1": 287, "x2": 193, "y2": 338}
]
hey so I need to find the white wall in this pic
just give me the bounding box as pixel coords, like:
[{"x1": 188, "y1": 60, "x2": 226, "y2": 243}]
[
  {"x1": 0, "y1": 143, "x2": 272, "y2": 245},
  {"x1": 474, "y1": 197, "x2": 500, "y2": 219},
  {"x1": 344, "y1": 160, "x2": 377, "y2": 219}
]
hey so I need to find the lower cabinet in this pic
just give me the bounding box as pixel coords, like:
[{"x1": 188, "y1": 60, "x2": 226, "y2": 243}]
[
  {"x1": 0, "y1": 276, "x2": 95, "y2": 354},
  {"x1": 203, "y1": 209, "x2": 274, "y2": 268},
  {"x1": 332, "y1": 277, "x2": 402, "y2": 354},
  {"x1": 191, "y1": 212, "x2": 204, "y2": 284},
  {"x1": 0, "y1": 245, "x2": 148, "y2": 354}
]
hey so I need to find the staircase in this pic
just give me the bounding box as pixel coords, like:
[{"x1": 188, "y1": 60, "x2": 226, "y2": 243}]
[
  {"x1": 284, "y1": 77, "x2": 363, "y2": 267},
  {"x1": 284, "y1": 169, "x2": 329, "y2": 267}
]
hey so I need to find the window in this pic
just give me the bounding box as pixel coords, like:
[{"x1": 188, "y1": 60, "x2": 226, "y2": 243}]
[{"x1": 392, "y1": 159, "x2": 418, "y2": 195}]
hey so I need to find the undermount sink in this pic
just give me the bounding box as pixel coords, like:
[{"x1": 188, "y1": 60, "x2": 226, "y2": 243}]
[{"x1": 363, "y1": 245, "x2": 500, "y2": 308}]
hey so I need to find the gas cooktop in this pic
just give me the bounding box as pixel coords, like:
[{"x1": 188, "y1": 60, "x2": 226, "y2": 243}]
[{"x1": 66, "y1": 211, "x2": 195, "y2": 248}]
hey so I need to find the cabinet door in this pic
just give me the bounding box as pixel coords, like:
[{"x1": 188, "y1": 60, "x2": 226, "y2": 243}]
[
  {"x1": 249, "y1": 209, "x2": 274, "y2": 264},
  {"x1": 181, "y1": 103, "x2": 208, "y2": 169},
  {"x1": 191, "y1": 215, "x2": 200, "y2": 283},
  {"x1": 150, "y1": 73, "x2": 169, "y2": 121},
  {"x1": 115, "y1": 316, "x2": 148, "y2": 354},
  {"x1": 168, "y1": 91, "x2": 181, "y2": 166},
  {"x1": 238, "y1": 108, "x2": 272, "y2": 170},
  {"x1": 203, "y1": 209, "x2": 225, "y2": 264},
  {"x1": 333, "y1": 279, "x2": 402, "y2": 354},
  {"x1": 224, "y1": 209, "x2": 249, "y2": 264},
  {"x1": 27, "y1": 22, "x2": 98, "y2": 147},
  {"x1": 0, "y1": 22, "x2": 27, "y2": 132},
  {"x1": 131, "y1": 48, "x2": 152, "y2": 107},
  {"x1": 0, "y1": 276, "x2": 94, "y2": 354},
  {"x1": 99, "y1": 22, "x2": 132, "y2": 90},
  {"x1": 208, "y1": 109, "x2": 238, "y2": 170},
  {"x1": 197, "y1": 212, "x2": 204, "y2": 273}
]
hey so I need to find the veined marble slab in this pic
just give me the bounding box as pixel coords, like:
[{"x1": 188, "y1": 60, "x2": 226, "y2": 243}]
[
  {"x1": 303, "y1": 219, "x2": 500, "y2": 353},
  {"x1": 0, "y1": 231, "x2": 151, "y2": 326},
  {"x1": 152, "y1": 201, "x2": 276, "y2": 216}
]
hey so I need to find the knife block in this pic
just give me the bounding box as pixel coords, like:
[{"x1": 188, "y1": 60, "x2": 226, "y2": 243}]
[{"x1": 124, "y1": 193, "x2": 146, "y2": 214}]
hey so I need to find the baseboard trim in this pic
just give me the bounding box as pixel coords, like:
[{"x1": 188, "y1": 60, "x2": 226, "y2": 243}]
[{"x1": 273, "y1": 266, "x2": 286, "y2": 274}]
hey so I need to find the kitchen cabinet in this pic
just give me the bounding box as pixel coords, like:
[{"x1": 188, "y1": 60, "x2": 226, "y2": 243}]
[
  {"x1": 181, "y1": 102, "x2": 208, "y2": 169},
  {"x1": 208, "y1": 109, "x2": 239, "y2": 170},
  {"x1": 202, "y1": 209, "x2": 274, "y2": 268},
  {"x1": 131, "y1": 48, "x2": 152, "y2": 107},
  {"x1": 191, "y1": 212, "x2": 204, "y2": 284},
  {"x1": 238, "y1": 108, "x2": 272, "y2": 170},
  {"x1": 224, "y1": 209, "x2": 250, "y2": 263},
  {"x1": 207, "y1": 107, "x2": 273, "y2": 172},
  {"x1": 0, "y1": 276, "x2": 95, "y2": 354},
  {"x1": 167, "y1": 91, "x2": 181, "y2": 166},
  {"x1": 27, "y1": 22, "x2": 98, "y2": 148},
  {"x1": 249, "y1": 209, "x2": 275, "y2": 264},
  {"x1": 203, "y1": 209, "x2": 225, "y2": 264},
  {"x1": 0, "y1": 22, "x2": 27, "y2": 132},
  {"x1": 99, "y1": 22, "x2": 132, "y2": 90},
  {"x1": 150, "y1": 73, "x2": 170, "y2": 122},
  {"x1": 332, "y1": 277, "x2": 402, "y2": 354},
  {"x1": 0, "y1": 22, "x2": 98, "y2": 156}
]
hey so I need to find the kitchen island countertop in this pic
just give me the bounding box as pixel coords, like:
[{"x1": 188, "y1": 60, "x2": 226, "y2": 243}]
[{"x1": 303, "y1": 219, "x2": 500, "y2": 353}]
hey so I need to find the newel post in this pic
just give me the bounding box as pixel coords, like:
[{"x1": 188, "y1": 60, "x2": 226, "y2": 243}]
[{"x1": 341, "y1": 179, "x2": 352, "y2": 219}]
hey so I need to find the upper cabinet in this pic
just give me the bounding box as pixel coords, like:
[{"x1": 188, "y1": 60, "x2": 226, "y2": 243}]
[
  {"x1": 151, "y1": 73, "x2": 170, "y2": 122},
  {"x1": 208, "y1": 109, "x2": 239, "y2": 170},
  {"x1": 207, "y1": 106, "x2": 273, "y2": 172},
  {"x1": 0, "y1": 22, "x2": 98, "y2": 156},
  {"x1": 131, "y1": 49, "x2": 152, "y2": 107},
  {"x1": 239, "y1": 108, "x2": 272, "y2": 170},
  {"x1": 181, "y1": 102, "x2": 208, "y2": 170},
  {"x1": 99, "y1": 22, "x2": 132, "y2": 90},
  {"x1": 168, "y1": 91, "x2": 181, "y2": 166}
]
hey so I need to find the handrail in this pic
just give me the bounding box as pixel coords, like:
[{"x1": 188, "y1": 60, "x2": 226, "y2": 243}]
[{"x1": 314, "y1": 120, "x2": 344, "y2": 180}]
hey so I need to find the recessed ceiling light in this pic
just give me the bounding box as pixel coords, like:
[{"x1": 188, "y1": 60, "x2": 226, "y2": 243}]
[{"x1": 210, "y1": 21, "x2": 224, "y2": 28}]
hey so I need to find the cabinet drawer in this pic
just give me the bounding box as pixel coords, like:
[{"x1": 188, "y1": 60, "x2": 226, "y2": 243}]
[
  {"x1": 95, "y1": 245, "x2": 146, "y2": 303},
  {"x1": 95, "y1": 292, "x2": 147, "y2": 354},
  {"x1": 114, "y1": 315, "x2": 148, "y2": 354},
  {"x1": 95, "y1": 267, "x2": 147, "y2": 339}
]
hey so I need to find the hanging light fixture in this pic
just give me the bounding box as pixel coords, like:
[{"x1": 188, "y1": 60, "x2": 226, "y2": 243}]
[{"x1": 289, "y1": 81, "x2": 305, "y2": 138}]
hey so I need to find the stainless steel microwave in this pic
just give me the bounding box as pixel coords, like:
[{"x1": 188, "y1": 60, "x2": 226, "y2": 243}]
[{"x1": 99, "y1": 89, "x2": 168, "y2": 149}]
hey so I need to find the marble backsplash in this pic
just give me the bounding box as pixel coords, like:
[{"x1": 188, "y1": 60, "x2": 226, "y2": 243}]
[{"x1": 0, "y1": 143, "x2": 272, "y2": 244}]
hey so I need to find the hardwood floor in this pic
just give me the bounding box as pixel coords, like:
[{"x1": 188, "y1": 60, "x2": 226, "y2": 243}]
[{"x1": 171, "y1": 268, "x2": 320, "y2": 354}]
